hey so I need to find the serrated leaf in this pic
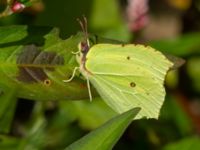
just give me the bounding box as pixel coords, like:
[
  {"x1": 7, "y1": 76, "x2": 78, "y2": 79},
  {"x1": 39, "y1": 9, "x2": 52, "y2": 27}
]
[{"x1": 0, "y1": 26, "x2": 90, "y2": 101}]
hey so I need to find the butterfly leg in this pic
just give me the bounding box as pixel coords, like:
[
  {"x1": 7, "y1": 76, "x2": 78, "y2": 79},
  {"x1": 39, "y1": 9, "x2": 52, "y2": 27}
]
[
  {"x1": 71, "y1": 51, "x2": 80, "y2": 55},
  {"x1": 86, "y1": 75, "x2": 92, "y2": 101},
  {"x1": 63, "y1": 67, "x2": 79, "y2": 82}
]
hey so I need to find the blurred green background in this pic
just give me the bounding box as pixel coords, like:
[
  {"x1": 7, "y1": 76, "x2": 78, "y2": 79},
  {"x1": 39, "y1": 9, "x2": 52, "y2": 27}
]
[{"x1": 1, "y1": 0, "x2": 200, "y2": 149}]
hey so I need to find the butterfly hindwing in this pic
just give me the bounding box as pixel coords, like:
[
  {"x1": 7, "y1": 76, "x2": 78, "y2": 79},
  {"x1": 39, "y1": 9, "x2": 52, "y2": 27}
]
[{"x1": 89, "y1": 74, "x2": 164, "y2": 119}]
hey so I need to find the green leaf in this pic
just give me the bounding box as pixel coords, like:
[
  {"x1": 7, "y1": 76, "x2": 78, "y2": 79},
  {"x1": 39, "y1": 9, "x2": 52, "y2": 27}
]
[
  {"x1": 163, "y1": 136, "x2": 200, "y2": 150},
  {"x1": 187, "y1": 57, "x2": 200, "y2": 92},
  {"x1": 149, "y1": 32, "x2": 200, "y2": 56},
  {"x1": 60, "y1": 98, "x2": 116, "y2": 129},
  {"x1": 0, "y1": 86, "x2": 17, "y2": 133},
  {"x1": 0, "y1": 26, "x2": 91, "y2": 101},
  {"x1": 0, "y1": 135, "x2": 21, "y2": 150},
  {"x1": 35, "y1": 0, "x2": 92, "y2": 37},
  {"x1": 160, "y1": 95, "x2": 193, "y2": 136},
  {"x1": 0, "y1": 25, "x2": 52, "y2": 46},
  {"x1": 65, "y1": 108, "x2": 140, "y2": 150},
  {"x1": 90, "y1": 0, "x2": 131, "y2": 41},
  {"x1": 19, "y1": 116, "x2": 46, "y2": 150}
]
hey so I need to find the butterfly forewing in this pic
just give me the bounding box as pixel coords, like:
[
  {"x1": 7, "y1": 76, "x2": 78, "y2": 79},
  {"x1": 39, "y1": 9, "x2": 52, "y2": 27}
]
[{"x1": 86, "y1": 44, "x2": 171, "y2": 82}]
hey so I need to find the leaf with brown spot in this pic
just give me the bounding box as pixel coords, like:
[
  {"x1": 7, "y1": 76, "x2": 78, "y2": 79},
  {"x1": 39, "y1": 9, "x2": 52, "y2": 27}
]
[{"x1": 0, "y1": 26, "x2": 93, "y2": 101}]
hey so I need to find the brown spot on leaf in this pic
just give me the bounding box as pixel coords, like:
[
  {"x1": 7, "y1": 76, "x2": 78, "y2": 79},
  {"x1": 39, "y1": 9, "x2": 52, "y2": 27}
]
[
  {"x1": 17, "y1": 67, "x2": 47, "y2": 83},
  {"x1": 16, "y1": 45, "x2": 64, "y2": 83},
  {"x1": 44, "y1": 79, "x2": 51, "y2": 86}
]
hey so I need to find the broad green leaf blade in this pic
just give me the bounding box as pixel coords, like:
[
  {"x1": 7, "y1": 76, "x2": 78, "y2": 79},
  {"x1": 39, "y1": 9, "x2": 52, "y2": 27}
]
[
  {"x1": 65, "y1": 108, "x2": 140, "y2": 150},
  {"x1": 163, "y1": 136, "x2": 200, "y2": 150},
  {"x1": 0, "y1": 86, "x2": 17, "y2": 133},
  {"x1": 79, "y1": 44, "x2": 173, "y2": 119}
]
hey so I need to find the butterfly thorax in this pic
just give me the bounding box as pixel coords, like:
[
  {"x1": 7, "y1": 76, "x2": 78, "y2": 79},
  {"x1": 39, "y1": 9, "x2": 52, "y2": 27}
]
[{"x1": 77, "y1": 41, "x2": 92, "y2": 76}]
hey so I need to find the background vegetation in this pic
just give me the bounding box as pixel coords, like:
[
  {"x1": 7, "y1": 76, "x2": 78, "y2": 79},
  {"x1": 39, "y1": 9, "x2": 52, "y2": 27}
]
[{"x1": 1, "y1": 0, "x2": 200, "y2": 149}]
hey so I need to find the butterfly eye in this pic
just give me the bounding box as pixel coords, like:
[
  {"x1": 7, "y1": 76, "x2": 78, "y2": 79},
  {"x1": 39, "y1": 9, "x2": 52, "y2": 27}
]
[
  {"x1": 44, "y1": 79, "x2": 51, "y2": 86},
  {"x1": 130, "y1": 82, "x2": 136, "y2": 87}
]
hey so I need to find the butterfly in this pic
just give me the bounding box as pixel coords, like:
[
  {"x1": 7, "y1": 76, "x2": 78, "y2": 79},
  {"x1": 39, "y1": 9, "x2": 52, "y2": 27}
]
[{"x1": 64, "y1": 18, "x2": 173, "y2": 119}]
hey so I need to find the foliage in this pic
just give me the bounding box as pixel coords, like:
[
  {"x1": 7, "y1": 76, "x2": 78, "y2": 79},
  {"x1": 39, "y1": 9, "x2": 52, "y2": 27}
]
[{"x1": 0, "y1": 0, "x2": 200, "y2": 150}]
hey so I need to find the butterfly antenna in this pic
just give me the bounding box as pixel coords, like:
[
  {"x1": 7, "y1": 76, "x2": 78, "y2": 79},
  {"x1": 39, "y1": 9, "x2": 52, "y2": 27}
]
[
  {"x1": 83, "y1": 16, "x2": 88, "y2": 38},
  {"x1": 83, "y1": 16, "x2": 90, "y2": 47},
  {"x1": 86, "y1": 76, "x2": 92, "y2": 101},
  {"x1": 77, "y1": 16, "x2": 90, "y2": 47}
]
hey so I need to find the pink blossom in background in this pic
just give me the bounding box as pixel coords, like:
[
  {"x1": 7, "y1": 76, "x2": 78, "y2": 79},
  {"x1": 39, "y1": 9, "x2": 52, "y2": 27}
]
[
  {"x1": 11, "y1": 1, "x2": 25, "y2": 13},
  {"x1": 126, "y1": 0, "x2": 149, "y2": 32}
]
